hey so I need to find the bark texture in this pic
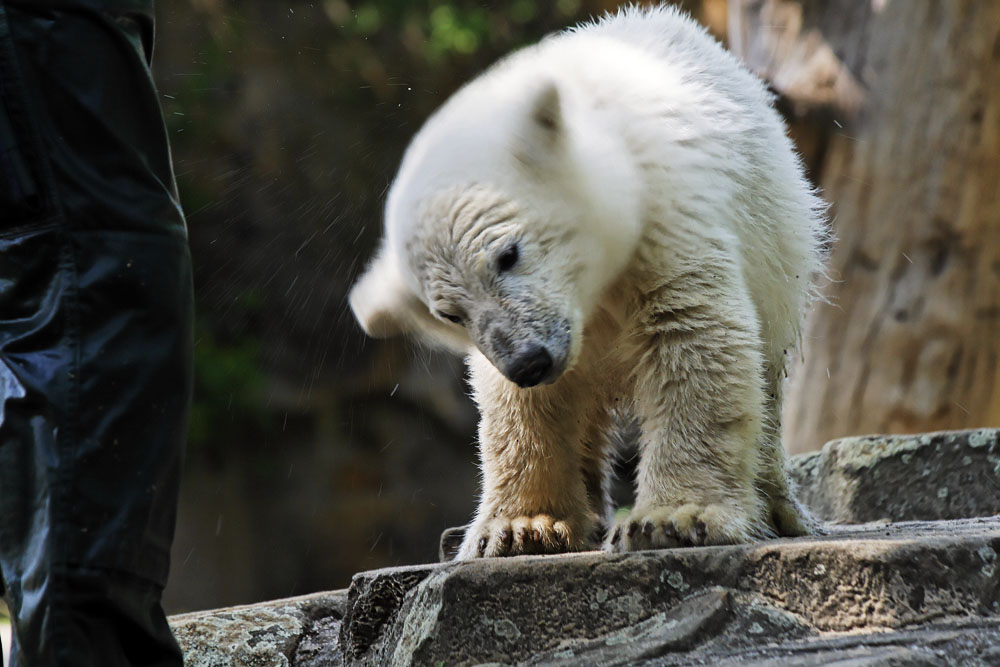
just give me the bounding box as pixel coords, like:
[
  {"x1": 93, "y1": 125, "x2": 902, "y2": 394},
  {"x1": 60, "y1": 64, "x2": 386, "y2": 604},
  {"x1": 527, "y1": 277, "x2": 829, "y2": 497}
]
[{"x1": 733, "y1": 0, "x2": 1000, "y2": 452}]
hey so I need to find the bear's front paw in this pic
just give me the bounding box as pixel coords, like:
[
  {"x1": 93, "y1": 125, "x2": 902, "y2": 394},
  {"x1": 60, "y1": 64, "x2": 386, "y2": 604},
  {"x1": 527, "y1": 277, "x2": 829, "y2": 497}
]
[
  {"x1": 457, "y1": 513, "x2": 596, "y2": 559},
  {"x1": 604, "y1": 503, "x2": 755, "y2": 553}
]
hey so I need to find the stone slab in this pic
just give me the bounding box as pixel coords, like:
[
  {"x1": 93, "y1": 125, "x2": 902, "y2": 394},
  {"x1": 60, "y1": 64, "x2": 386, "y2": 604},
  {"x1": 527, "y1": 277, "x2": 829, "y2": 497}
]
[
  {"x1": 789, "y1": 429, "x2": 1000, "y2": 523},
  {"x1": 171, "y1": 429, "x2": 1000, "y2": 665},
  {"x1": 172, "y1": 517, "x2": 1000, "y2": 666},
  {"x1": 170, "y1": 589, "x2": 348, "y2": 667},
  {"x1": 339, "y1": 517, "x2": 1000, "y2": 665}
]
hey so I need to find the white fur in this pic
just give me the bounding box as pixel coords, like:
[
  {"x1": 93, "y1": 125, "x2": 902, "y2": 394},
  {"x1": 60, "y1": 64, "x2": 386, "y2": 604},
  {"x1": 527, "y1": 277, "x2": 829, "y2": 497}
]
[{"x1": 350, "y1": 5, "x2": 826, "y2": 558}]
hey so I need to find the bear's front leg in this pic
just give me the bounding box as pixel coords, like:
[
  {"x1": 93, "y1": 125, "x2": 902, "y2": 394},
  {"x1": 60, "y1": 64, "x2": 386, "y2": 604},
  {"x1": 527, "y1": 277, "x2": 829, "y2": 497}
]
[
  {"x1": 607, "y1": 268, "x2": 769, "y2": 552},
  {"x1": 457, "y1": 351, "x2": 601, "y2": 559}
]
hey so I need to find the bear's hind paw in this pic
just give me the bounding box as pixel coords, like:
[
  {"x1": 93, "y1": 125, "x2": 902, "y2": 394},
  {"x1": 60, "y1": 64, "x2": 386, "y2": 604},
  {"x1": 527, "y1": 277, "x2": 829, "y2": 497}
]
[{"x1": 769, "y1": 495, "x2": 823, "y2": 537}]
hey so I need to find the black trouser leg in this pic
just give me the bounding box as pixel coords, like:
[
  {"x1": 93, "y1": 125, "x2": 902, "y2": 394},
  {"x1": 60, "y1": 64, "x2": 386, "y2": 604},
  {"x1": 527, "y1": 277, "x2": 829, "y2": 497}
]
[
  {"x1": 5, "y1": 567, "x2": 183, "y2": 666},
  {"x1": 0, "y1": 2, "x2": 192, "y2": 665}
]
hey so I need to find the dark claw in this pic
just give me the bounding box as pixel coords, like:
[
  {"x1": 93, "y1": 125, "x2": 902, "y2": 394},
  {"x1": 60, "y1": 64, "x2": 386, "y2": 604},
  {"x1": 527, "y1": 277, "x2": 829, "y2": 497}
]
[
  {"x1": 642, "y1": 521, "x2": 653, "y2": 538},
  {"x1": 532, "y1": 528, "x2": 543, "y2": 544},
  {"x1": 611, "y1": 528, "x2": 621, "y2": 545},
  {"x1": 664, "y1": 522, "x2": 677, "y2": 539},
  {"x1": 517, "y1": 527, "x2": 530, "y2": 546},
  {"x1": 627, "y1": 522, "x2": 639, "y2": 538},
  {"x1": 478, "y1": 537, "x2": 487, "y2": 556}
]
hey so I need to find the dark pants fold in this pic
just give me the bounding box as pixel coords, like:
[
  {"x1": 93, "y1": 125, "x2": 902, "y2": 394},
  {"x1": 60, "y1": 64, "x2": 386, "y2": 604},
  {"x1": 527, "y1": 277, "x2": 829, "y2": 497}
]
[{"x1": 0, "y1": 2, "x2": 191, "y2": 665}]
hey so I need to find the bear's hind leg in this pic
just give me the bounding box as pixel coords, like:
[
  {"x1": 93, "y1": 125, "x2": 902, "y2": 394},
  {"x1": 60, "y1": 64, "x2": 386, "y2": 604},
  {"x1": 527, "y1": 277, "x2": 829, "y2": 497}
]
[
  {"x1": 580, "y1": 410, "x2": 615, "y2": 541},
  {"x1": 758, "y1": 364, "x2": 818, "y2": 537}
]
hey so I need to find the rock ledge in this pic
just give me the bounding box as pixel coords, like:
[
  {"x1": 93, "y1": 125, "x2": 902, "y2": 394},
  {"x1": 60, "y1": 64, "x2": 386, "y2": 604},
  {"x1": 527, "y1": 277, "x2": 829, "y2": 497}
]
[{"x1": 171, "y1": 429, "x2": 1000, "y2": 665}]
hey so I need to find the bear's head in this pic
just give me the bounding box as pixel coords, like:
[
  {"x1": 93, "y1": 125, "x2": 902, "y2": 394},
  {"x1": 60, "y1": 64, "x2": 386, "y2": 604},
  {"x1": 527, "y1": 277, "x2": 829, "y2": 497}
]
[{"x1": 350, "y1": 74, "x2": 641, "y2": 387}]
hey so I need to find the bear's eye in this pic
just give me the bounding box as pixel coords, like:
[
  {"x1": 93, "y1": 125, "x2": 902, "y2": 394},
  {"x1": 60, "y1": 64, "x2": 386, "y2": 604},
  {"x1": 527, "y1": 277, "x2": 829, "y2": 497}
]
[
  {"x1": 437, "y1": 311, "x2": 463, "y2": 325},
  {"x1": 497, "y1": 243, "x2": 519, "y2": 273}
]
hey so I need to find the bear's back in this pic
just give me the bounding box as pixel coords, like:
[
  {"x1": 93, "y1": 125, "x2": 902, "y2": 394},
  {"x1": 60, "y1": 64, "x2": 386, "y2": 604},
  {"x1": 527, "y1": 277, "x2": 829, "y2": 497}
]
[{"x1": 561, "y1": 6, "x2": 773, "y2": 115}]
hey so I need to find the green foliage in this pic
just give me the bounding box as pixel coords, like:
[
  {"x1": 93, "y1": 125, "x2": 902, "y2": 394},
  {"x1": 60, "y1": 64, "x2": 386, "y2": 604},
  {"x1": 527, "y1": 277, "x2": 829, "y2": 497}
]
[
  {"x1": 426, "y1": 4, "x2": 490, "y2": 58},
  {"x1": 329, "y1": 0, "x2": 586, "y2": 63}
]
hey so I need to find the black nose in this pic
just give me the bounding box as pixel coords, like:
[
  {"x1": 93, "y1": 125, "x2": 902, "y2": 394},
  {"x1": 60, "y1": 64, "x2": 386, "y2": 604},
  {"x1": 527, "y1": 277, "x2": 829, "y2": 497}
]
[{"x1": 508, "y1": 344, "x2": 553, "y2": 388}]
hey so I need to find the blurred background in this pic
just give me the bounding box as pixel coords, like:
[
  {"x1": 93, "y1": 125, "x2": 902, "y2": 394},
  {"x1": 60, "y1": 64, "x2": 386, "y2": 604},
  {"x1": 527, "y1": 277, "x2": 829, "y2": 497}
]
[{"x1": 150, "y1": 0, "x2": 1000, "y2": 614}]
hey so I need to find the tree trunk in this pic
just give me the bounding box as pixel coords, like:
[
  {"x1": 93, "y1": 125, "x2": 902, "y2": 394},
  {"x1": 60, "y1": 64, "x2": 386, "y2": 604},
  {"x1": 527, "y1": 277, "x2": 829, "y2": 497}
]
[{"x1": 733, "y1": 0, "x2": 1000, "y2": 453}]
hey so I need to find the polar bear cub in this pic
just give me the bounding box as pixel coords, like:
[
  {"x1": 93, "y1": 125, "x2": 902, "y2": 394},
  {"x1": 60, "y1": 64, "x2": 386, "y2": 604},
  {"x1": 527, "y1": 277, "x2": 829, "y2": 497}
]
[{"x1": 350, "y1": 6, "x2": 826, "y2": 558}]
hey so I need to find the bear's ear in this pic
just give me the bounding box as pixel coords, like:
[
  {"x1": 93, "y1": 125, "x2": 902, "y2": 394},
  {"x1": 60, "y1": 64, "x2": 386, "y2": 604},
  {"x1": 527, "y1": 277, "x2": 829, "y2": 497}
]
[
  {"x1": 517, "y1": 80, "x2": 563, "y2": 166},
  {"x1": 530, "y1": 80, "x2": 562, "y2": 136},
  {"x1": 350, "y1": 249, "x2": 473, "y2": 353},
  {"x1": 349, "y1": 248, "x2": 415, "y2": 339}
]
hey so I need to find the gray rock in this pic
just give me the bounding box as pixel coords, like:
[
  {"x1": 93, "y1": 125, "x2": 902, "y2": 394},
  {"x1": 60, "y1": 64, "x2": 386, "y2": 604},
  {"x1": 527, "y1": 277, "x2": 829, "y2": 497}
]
[
  {"x1": 173, "y1": 519, "x2": 1000, "y2": 666},
  {"x1": 170, "y1": 589, "x2": 347, "y2": 667},
  {"x1": 338, "y1": 567, "x2": 433, "y2": 664},
  {"x1": 789, "y1": 429, "x2": 1000, "y2": 523},
  {"x1": 336, "y1": 517, "x2": 1000, "y2": 665},
  {"x1": 684, "y1": 620, "x2": 1000, "y2": 666},
  {"x1": 294, "y1": 616, "x2": 345, "y2": 667},
  {"x1": 172, "y1": 429, "x2": 1000, "y2": 665},
  {"x1": 529, "y1": 588, "x2": 733, "y2": 665}
]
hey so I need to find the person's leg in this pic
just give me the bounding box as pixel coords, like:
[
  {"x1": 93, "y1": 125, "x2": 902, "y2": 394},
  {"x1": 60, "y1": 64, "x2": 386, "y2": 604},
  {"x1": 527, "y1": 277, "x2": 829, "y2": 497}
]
[{"x1": 0, "y1": 3, "x2": 192, "y2": 664}]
